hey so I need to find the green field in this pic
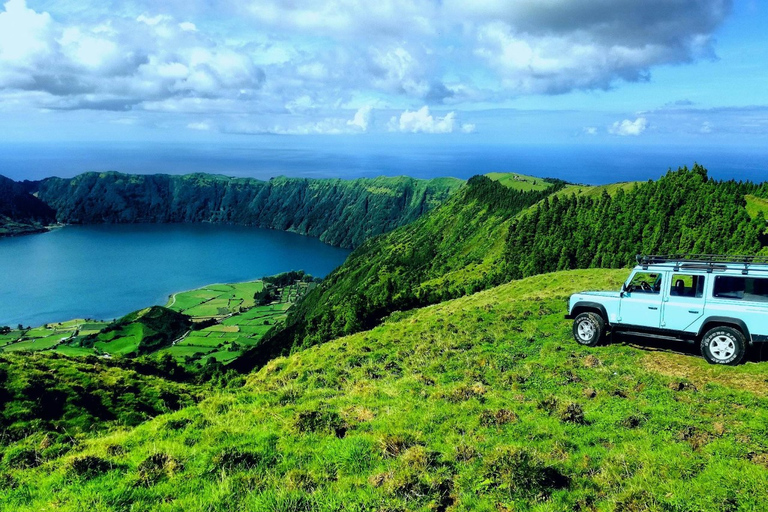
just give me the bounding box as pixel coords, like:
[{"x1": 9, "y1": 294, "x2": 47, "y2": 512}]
[
  {"x1": 0, "y1": 319, "x2": 108, "y2": 354},
  {"x1": 6, "y1": 269, "x2": 768, "y2": 511},
  {"x1": 745, "y1": 194, "x2": 768, "y2": 224},
  {"x1": 0, "y1": 278, "x2": 300, "y2": 366},
  {"x1": 167, "y1": 281, "x2": 265, "y2": 318},
  {"x1": 485, "y1": 172, "x2": 553, "y2": 191}
]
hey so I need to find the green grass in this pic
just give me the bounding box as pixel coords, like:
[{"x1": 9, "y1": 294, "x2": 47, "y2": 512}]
[
  {"x1": 167, "y1": 281, "x2": 265, "y2": 318},
  {"x1": 551, "y1": 181, "x2": 640, "y2": 200},
  {"x1": 745, "y1": 194, "x2": 768, "y2": 223},
  {"x1": 485, "y1": 172, "x2": 552, "y2": 192},
  {"x1": 0, "y1": 320, "x2": 110, "y2": 354},
  {"x1": 0, "y1": 279, "x2": 298, "y2": 367},
  {"x1": 5, "y1": 268, "x2": 768, "y2": 511}
]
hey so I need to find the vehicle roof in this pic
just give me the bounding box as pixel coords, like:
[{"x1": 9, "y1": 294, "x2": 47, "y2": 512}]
[
  {"x1": 634, "y1": 262, "x2": 768, "y2": 273},
  {"x1": 634, "y1": 254, "x2": 768, "y2": 274}
]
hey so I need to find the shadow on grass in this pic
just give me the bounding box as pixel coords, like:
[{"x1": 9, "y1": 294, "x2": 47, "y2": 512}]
[{"x1": 607, "y1": 332, "x2": 768, "y2": 364}]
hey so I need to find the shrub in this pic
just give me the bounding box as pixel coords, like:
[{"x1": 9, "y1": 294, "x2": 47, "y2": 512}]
[
  {"x1": 293, "y1": 409, "x2": 347, "y2": 438},
  {"x1": 483, "y1": 446, "x2": 569, "y2": 498},
  {"x1": 68, "y1": 455, "x2": 114, "y2": 479},
  {"x1": 479, "y1": 409, "x2": 518, "y2": 427},
  {"x1": 3, "y1": 447, "x2": 41, "y2": 469},
  {"x1": 137, "y1": 453, "x2": 183, "y2": 486},
  {"x1": 559, "y1": 403, "x2": 587, "y2": 425},
  {"x1": 378, "y1": 433, "x2": 418, "y2": 458}
]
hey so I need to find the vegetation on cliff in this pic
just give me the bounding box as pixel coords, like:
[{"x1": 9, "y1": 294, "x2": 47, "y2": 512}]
[{"x1": 34, "y1": 172, "x2": 463, "y2": 248}]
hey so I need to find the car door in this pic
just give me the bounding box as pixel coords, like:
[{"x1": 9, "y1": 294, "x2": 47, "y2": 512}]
[
  {"x1": 618, "y1": 270, "x2": 664, "y2": 328},
  {"x1": 661, "y1": 273, "x2": 707, "y2": 332}
]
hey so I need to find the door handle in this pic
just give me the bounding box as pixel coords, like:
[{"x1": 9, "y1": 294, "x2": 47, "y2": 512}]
[
  {"x1": 648, "y1": 306, "x2": 658, "y2": 310},
  {"x1": 689, "y1": 310, "x2": 699, "y2": 314}
]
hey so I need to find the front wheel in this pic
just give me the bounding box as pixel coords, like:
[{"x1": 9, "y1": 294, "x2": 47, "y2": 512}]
[
  {"x1": 700, "y1": 326, "x2": 746, "y2": 365},
  {"x1": 572, "y1": 312, "x2": 605, "y2": 347}
]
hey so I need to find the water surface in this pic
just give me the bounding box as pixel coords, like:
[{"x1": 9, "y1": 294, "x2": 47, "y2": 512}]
[{"x1": 0, "y1": 224, "x2": 350, "y2": 327}]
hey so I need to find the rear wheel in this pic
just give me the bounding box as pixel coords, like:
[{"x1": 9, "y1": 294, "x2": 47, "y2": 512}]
[
  {"x1": 700, "y1": 326, "x2": 746, "y2": 365},
  {"x1": 572, "y1": 312, "x2": 605, "y2": 347}
]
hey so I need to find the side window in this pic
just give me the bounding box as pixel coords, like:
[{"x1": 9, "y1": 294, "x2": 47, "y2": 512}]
[
  {"x1": 628, "y1": 272, "x2": 662, "y2": 294},
  {"x1": 670, "y1": 274, "x2": 705, "y2": 298},
  {"x1": 714, "y1": 276, "x2": 768, "y2": 302}
]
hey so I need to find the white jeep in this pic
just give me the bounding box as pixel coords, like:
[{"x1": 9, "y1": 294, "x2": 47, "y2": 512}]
[{"x1": 566, "y1": 255, "x2": 768, "y2": 365}]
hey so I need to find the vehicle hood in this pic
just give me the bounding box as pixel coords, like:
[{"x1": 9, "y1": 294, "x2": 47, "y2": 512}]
[{"x1": 574, "y1": 291, "x2": 621, "y2": 299}]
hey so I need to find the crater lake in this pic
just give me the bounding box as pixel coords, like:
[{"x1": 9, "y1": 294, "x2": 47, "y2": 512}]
[{"x1": 0, "y1": 224, "x2": 351, "y2": 328}]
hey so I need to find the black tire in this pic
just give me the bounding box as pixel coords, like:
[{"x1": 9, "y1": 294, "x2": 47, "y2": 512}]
[
  {"x1": 572, "y1": 312, "x2": 605, "y2": 347},
  {"x1": 700, "y1": 326, "x2": 746, "y2": 365}
]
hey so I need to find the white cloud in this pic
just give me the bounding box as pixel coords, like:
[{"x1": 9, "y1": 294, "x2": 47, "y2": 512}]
[
  {"x1": 347, "y1": 105, "x2": 372, "y2": 132},
  {"x1": 584, "y1": 126, "x2": 597, "y2": 135},
  {"x1": 388, "y1": 106, "x2": 474, "y2": 134},
  {"x1": 0, "y1": 0, "x2": 734, "y2": 135},
  {"x1": 0, "y1": 0, "x2": 265, "y2": 110},
  {"x1": 609, "y1": 117, "x2": 648, "y2": 136},
  {"x1": 186, "y1": 120, "x2": 211, "y2": 130},
  {"x1": 700, "y1": 121, "x2": 713, "y2": 133}
]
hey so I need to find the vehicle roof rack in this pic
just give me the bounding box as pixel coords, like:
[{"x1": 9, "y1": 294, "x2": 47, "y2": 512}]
[{"x1": 636, "y1": 254, "x2": 768, "y2": 274}]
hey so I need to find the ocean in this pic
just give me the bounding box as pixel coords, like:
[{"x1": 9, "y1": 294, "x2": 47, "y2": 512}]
[{"x1": 1, "y1": 140, "x2": 766, "y2": 184}]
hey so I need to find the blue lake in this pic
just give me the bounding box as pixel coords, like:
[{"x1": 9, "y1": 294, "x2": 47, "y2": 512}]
[{"x1": 0, "y1": 224, "x2": 351, "y2": 328}]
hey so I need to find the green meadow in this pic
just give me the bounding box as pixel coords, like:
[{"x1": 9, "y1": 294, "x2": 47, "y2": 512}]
[{"x1": 3, "y1": 269, "x2": 768, "y2": 511}]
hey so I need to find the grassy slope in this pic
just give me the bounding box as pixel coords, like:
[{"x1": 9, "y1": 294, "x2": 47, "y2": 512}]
[
  {"x1": 5, "y1": 269, "x2": 768, "y2": 511},
  {"x1": 247, "y1": 176, "x2": 564, "y2": 367},
  {"x1": 745, "y1": 194, "x2": 768, "y2": 222},
  {"x1": 485, "y1": 172, "x2": 551, "y2": 191},
  {"x1": 0, "y1": 352, "x2": 200, "y2": 450},
  {"x1": 80, "y1": 307, "x2": 191, "y2": 356}
]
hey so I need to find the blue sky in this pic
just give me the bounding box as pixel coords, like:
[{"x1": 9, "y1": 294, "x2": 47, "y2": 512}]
[{"x1": 0, "y1": 0, "x2": 766, "y2": 148}]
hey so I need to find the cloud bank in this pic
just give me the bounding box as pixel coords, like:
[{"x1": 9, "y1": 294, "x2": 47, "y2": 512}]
[{"x1": 0, "y1": 0, "x2": 734, "y2": 135}]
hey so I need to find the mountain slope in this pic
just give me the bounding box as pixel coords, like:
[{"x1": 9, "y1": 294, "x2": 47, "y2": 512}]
[
  {"x1": 78, "y1": 307, "x2": 192, "y2": 356},
  {"x1": 0, "y1": 175, "x2": 56, "y2": 236},
  {"x1": 34, "y1": 172, "x2": 463, "y2": 249},
  {"x1": 243, "y1": 165, "x2": 766, "y2": 367},
  {"x1": 239, "y1": 175, "x2": 565, "y2": 366},
  {"x1": 4, "y1": 269, "x2": 768, "y2": 511},
  {"x1": 0, "y1": 352, "x2": 200, "y2": 449}
]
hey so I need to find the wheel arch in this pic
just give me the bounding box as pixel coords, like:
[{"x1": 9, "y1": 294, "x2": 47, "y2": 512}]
[
  {"x1": 571, "y1": 302, "x2": 609, "y2": 324},
  {"x1": 698, "y1": 317, "x2": 752, "y2": 344}
]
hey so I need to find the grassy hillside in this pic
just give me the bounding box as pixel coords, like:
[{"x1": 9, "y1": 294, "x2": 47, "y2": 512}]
[
  {"x1": 243, "y1": 166, "x2": 767, "y2": 367},
  {"x1": 4, "y1": 269, "x2": 768, "y2": 511},
  {"x1": 0, "y1": 276, "x2": 313, "y2": 369},
  {"x1": 241, "y1": 175, "x2": 566, "y2": 366},
  {"x1": 34, "y1": 172, "x2": 463, "y2": 249},
  {"x1": 485, "y1": 172, "x2": 551, "y2": 191},
  {"x1": 78, "y1": 306, "x2": 192, "y2": 357},
  {"x1": 0, "y1": 352, "x2": 200, "y2": 449}
]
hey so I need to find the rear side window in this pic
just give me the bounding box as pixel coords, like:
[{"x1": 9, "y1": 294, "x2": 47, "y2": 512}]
[
  {"x1": 713, "y1": 276, "x2": 768, "y2": 302},
  {"x1": 670, "y1": 274, "x2": 705, "y2": 298}
]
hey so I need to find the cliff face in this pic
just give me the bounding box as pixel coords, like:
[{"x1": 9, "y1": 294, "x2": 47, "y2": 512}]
[
  {"x1": 35, "y1": 172, "x2": 463, "y2": 248},
  {"x1": 0, "y1": 175, "x2": 56, "y2": 236}
]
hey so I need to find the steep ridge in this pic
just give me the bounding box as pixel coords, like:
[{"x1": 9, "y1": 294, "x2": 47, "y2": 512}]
[
  {"x1": 238, "y1": 175, "x2": 566, "y2": 367},
  {"x1": 0, "y1": 175, "x2": 56, "y2": 236},
  {"x1": 243, "y1": 165, "x2": 766, "y2": 367},
  {"x1": 34, "y1": 172, "x2": 463, "y2": 248},
  {"x1": 4, "y1": 269, "x2": 768, "y2": 511}
]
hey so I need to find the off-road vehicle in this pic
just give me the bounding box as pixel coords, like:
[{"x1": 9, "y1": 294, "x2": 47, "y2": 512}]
[{"x1": 566, "y1": 255, "x2": 768, "y2": 365}]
